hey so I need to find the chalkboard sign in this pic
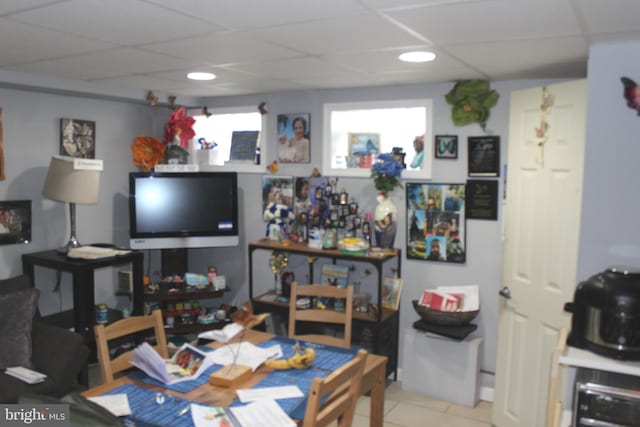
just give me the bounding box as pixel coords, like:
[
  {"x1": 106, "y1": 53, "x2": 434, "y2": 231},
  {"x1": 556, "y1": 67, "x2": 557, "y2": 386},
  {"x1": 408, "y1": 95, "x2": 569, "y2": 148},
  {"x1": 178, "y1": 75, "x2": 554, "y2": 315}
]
[{"x1": 229, "y1": 131, "x2": 259, "y2": 161}]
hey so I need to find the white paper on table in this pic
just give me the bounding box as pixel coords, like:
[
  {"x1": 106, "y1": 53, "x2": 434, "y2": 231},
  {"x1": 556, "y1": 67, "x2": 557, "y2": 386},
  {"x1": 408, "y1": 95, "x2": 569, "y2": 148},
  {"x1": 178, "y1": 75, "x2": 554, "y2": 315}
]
[
  {"x1": 236, "y1": 385, "x2": 304, "y2": 403},
  {"x1": 229, "y1": 400, "x2": 295, "y2": 427},
  {"x1": 435, "y1": 285, "x2": 480, "y2": 311},
  {"x1": 198, "y1": 323, "x2": 244, "y2": 343},
  {"x1": 190, "y1": 403, "x2": 233, "y2": 427},
  {"x1": 208, "y1": 342, "x2": 281, "y2": 371},
  {"x1": 87, "y1": 394, "x2": 132, "y2": 417}
]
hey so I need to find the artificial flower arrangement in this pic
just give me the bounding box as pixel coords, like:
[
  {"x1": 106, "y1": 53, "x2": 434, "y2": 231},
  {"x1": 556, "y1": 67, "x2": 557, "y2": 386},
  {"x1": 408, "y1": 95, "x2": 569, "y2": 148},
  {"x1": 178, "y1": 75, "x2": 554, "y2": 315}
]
[
  {"x1": 131, "y1": 106, "x2": 196, "y2": 171},
  {"x1": 131, "y1": 135, "x2": 165, "y2": 172},
  {"x1": 371, "y1": 153, "x2": 404, "y2": 195}
]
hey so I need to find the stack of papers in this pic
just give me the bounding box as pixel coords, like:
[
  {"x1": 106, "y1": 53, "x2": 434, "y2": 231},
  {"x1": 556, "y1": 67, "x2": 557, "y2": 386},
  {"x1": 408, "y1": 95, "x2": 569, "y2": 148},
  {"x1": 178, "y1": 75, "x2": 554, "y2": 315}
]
[
  {"x1": 198, "y1": 322, "x2": 244, "y2": 343},
  {"x1": 130, "y1": 342, "x2": 214, "y2": 384},
  {"x1": 5, "y1": 366, "x2": 47, "y2": 384}
]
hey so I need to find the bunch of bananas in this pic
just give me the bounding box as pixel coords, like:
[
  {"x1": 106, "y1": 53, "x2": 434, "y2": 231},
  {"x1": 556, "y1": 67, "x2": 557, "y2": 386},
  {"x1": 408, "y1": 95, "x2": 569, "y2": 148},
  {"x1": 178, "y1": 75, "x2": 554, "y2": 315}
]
[{"x1": 264, "y1": 343, "x2": 316, "y2": 370}]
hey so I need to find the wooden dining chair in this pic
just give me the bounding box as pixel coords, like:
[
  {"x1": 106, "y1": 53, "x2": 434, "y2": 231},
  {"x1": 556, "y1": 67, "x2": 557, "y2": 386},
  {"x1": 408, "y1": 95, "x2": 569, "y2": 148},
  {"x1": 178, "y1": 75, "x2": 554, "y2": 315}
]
[
  {"x1": 302, "y1": 349, "x2": 367, "y2": 427},
  {"x1": 94, "y1": 309, "x2": 168, "y2": 384},
  {"x1": 288, "y1": 281, "x2": 354, "y2": 349}
]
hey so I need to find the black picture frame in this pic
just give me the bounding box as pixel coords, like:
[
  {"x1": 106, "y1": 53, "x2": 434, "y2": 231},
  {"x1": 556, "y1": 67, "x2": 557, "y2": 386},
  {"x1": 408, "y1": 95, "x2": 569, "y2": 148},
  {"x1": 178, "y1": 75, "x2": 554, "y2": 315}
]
[
  {"x1": 0, "y1": 200, "x2": 31, "y2": 245},
  {"x1": 465, "y1": 179, "x2": 499, "y2": 220},
  {"x1": 60, "y1": 118, "x2": 96, "y2": 159},
  {"x1": 434, "y1": 135, "x2": 458, "y2": 159},
  {"x1": 229, "y1": 130, "x2": 260, "y2": 161},
  {"x1": 406, "y1": 183, "x2": 466, "y2": 263},
  {"x1": 468, "y1": 136, "x2": 500, "y2": 177}
]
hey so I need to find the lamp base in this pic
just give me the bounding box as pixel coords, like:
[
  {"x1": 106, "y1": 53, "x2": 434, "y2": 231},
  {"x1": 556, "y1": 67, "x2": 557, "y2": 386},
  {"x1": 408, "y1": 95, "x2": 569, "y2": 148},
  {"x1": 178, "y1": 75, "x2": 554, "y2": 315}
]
[{"x1": 56, "y1": 236, "x2": 82, "y2": 254}]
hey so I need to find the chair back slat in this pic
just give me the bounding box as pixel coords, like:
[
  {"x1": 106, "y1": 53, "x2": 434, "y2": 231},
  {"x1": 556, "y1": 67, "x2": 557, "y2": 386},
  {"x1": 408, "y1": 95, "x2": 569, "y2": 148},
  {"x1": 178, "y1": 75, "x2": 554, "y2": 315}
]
[
  {"x1": 94, "y1": 309, "x2": 168, "y2": 384},
  {"x1": 288, "y1": 282, "x2": 353, "y2": 349}
]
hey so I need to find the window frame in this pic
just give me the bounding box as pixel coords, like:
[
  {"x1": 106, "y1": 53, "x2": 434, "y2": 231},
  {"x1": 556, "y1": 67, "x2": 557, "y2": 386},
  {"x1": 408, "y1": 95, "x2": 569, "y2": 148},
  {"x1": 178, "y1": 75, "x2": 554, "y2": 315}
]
[
  {"x1": 321, "y1": 98, "x2": 433, "y2": 180},
  {"x1": 189, "y1": 105, "x2": 267, "y2": 174}
]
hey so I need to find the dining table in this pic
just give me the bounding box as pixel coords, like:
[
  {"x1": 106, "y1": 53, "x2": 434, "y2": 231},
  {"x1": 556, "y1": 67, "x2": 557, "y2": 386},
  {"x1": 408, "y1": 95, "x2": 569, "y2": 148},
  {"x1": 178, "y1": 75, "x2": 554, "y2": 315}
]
[{"x1": 82, "y1": 329, "x2": 388, "y2": 427}]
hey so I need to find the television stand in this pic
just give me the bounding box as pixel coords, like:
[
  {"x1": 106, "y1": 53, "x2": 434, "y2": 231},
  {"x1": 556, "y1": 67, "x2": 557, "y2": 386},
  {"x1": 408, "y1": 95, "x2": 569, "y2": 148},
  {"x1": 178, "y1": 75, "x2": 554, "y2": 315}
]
[{"x1": 161, "y1": 248, "x2": 188, "y2": 277}]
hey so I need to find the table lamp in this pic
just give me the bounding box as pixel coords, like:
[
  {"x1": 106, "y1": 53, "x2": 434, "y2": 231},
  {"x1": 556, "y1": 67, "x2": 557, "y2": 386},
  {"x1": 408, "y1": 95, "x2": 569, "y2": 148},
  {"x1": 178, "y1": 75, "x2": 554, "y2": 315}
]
[{"x1": 42, "y1": 155, "x2": 103, "y2": 252}]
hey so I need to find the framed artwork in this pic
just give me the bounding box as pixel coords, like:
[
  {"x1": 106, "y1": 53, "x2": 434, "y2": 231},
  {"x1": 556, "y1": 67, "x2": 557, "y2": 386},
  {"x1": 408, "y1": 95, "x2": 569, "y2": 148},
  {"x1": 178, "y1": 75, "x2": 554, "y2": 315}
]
[
  {"x1": 468, "y1": 136, "x2": 500, "y2": 176},
  {"x1": 347, "y1": 133, "x2": 379, "y2": 169},
  {"x1": 406, "y1": 183, "x2": 466, "y2": 263},
  {"x1": 277, "y1": 113, "x2": 310, "y2": 163},
  {"x1": 0, "y1": 200, "x2": 31, "y2": 245},
  {"x1": 229, "y1": 131, "x2": 259, "y2": 161},
  {"x1": 434, "y1": 135, "x2": 458, "y2": 159},
  {"x1": 60, "y1": 118, "x2": 96, "y2": 159},
  {"x1": 466, "y1": 179, "x2": 499, "y2": 220},
  {"x1": 382, "y1": 276, "x2": 403, "y2": 311}
]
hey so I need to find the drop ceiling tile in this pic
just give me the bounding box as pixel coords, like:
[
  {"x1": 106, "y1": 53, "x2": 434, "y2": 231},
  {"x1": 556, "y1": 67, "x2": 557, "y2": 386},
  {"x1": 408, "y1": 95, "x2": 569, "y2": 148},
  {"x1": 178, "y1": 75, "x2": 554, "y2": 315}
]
[
  {"x1": 385, "y1": 0, "x2": 582, "y2": 45},
  {"x1": 579, "y1": 0, "x2": 640, "y2": 34},
  {"x1": 8, "y1": 0, "x2": 218, "y2": 45},
  {"x1": 145, "y1": 0, "x2": 367, "y2": 30},
  {"x1": 0, "y1": 0, "x2": 61, "y2": 15},
  {"x1": 250, "y1": 13, "x2": 425, "y2": 55},
  {"x1": 226, "y1": 57, "x2": 356, "y2": 79},
  {"x1": 143, "y1": 31, "x2": 302, "y2": 65},
  {"x1": 6, "y1": 48, "x2": 198, "y2": 80},
  {"x1": 0, "y1": 18, "x2": 116, "y2": 66},
  {"x1": 446, "y1": 37, "x2": 588, "y2": 73}
]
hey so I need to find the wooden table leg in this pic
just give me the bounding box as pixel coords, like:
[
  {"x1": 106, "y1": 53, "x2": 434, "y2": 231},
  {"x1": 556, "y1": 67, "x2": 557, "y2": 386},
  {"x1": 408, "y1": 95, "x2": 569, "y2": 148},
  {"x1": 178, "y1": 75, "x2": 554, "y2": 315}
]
[{"x1": 369, "y1": 364, "x2": 385, "y2": 427}]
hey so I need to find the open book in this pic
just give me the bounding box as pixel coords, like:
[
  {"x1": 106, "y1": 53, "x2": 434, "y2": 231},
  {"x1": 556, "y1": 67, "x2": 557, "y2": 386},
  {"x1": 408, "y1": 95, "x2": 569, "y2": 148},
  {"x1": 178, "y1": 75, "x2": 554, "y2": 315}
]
[{"x1": 130, "y1": 342, "x2": 213, "y2": 384}]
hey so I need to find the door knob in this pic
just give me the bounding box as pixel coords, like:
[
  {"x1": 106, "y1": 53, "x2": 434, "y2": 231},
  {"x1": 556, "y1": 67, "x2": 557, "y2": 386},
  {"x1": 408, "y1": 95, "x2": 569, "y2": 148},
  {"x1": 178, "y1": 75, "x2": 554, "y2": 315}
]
[{"x1": 499, "y1": 286, "x2": 512, "y2": 299}]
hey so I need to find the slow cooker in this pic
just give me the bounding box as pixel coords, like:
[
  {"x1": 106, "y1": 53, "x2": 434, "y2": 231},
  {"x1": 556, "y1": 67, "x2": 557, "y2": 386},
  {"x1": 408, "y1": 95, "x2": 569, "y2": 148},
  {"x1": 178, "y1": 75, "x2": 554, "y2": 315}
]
[{"x1": 565, "y1": 267, "x2": 640, "y2": 360}]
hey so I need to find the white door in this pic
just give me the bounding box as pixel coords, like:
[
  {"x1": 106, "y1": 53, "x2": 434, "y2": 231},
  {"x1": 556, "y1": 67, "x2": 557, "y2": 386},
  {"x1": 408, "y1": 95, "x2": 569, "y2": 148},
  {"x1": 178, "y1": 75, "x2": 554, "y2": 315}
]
[{"x1": 492, "y1": 80, "x2": 587, "y2": 427}]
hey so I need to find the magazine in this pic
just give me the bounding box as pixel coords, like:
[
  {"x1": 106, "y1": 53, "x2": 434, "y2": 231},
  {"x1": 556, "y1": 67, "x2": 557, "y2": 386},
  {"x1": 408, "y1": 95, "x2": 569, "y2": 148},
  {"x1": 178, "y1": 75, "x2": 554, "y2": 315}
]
[
  {"x1": 130, "y1": 342, "x2": 214, "y2": 384},
  {"x1": 382, "y1": 276, "x2": 403, "y2": 311},
  {"x1": 319, "y1": 263, "x2": 350, "y2": 310}
]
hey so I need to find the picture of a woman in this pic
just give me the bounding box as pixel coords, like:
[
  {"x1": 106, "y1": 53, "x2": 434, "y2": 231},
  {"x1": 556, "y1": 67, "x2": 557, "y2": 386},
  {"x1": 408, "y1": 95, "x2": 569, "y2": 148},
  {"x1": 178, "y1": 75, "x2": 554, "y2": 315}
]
[{"x1": 277, "y1": 113, "x2": 310, "y2": 163}]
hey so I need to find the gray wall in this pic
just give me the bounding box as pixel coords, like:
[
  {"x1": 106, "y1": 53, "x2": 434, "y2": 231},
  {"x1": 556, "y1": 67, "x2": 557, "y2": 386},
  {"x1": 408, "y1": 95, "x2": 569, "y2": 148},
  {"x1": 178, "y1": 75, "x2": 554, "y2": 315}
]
[{"x1": 577, "y1": 40, "x2": 640, "y2": 280}]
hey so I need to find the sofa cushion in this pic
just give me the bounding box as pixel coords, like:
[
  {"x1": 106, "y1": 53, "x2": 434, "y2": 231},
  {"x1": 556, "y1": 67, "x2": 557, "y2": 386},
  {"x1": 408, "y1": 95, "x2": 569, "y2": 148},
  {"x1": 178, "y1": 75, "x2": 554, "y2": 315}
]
[
  {"x1": 0, "y1": 274, "x2": 31, "y2": 295},
  {"x1": 0, "y1": 288, "x2": 39, "y2": 370}
]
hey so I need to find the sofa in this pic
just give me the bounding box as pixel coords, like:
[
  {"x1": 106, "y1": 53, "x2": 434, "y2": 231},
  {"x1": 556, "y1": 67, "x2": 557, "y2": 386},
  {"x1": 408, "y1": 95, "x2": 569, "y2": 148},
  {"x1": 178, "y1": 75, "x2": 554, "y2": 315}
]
[{"x1": 0, "y1": 274, "x2": 90, "y2": 403}]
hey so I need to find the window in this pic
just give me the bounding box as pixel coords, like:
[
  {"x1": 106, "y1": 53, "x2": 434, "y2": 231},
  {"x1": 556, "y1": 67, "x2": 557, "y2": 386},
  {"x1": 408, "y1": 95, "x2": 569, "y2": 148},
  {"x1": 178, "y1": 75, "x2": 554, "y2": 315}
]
[
  {"x1": 322, "y1": 99, "x2": 432, "y2": 179},
  {"x1": 191, "y1": 106, "x2": 265, "y2": 173}
]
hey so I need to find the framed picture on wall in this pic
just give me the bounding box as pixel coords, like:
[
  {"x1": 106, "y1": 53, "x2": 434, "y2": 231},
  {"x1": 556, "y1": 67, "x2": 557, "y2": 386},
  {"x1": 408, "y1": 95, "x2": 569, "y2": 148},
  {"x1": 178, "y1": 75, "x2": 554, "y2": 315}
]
[
  {"x1": 0, "y1": 200, "x2": 31, "y2": 245},
  {"x1": 406, "y1": 183, "x2": 466, "y2": 263},
  {"x1": 277, "y1": 113, "x2": 310, "y2": 163},
  {"x1": 60, "y1": 118, "x2": 96, "y2": 159},
  {"x1": 466, "y1": 179, "x2": 499, "y2": 220},
  {"x1": 434, "y1": 135, "x2": 458, "y2": 159},
  {"x1": 468, "y1": 136, "x2": 500, "y2": 176},
  {"x1": 347, "y1": 132, "x2": 380, "y2": 169}
]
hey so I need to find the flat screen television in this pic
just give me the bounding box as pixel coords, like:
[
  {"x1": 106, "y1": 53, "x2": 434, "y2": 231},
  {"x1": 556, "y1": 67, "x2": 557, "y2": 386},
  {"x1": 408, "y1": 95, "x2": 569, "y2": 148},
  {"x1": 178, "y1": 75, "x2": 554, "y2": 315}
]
[{"x1": 128, "y1": 172, "x2": 239, "y2": 250}]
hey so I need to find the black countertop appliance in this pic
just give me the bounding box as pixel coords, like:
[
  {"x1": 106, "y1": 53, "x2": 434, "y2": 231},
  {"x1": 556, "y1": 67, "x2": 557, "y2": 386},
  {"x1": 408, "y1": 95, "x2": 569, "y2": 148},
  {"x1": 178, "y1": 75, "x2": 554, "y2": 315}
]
[{"x1": 565, "y1": 267, "x2": 640, "y2": 360}]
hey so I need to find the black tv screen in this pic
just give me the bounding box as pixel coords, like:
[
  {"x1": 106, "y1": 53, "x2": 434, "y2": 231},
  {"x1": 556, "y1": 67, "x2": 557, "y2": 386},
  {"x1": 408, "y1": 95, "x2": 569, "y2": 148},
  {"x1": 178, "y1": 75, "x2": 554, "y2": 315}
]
[{"x1": 128, "y1": 172, "x2": 239, "y2": 249}]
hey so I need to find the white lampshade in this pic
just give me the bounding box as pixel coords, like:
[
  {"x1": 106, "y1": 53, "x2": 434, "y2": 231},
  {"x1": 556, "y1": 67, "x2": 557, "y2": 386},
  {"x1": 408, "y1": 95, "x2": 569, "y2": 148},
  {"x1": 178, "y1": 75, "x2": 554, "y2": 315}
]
[
  {"x1": 42, "y1": 155, "x2": 102, "y2": 204},
  {"x1": 42, "y1": 155, "x2": 103, "y2": 251}
]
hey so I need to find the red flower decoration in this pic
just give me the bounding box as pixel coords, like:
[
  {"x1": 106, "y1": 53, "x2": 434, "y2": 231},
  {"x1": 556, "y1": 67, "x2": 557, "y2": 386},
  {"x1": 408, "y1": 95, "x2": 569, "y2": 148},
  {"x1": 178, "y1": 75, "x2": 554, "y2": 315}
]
[{"x1": 164, "y1": 107, "x2": 195, "y2": 148}]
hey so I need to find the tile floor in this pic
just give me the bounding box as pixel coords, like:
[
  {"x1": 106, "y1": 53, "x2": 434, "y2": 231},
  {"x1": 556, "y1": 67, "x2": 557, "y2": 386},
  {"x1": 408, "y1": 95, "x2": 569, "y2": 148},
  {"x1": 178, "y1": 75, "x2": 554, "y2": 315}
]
[
  {"x1": 352, "y1": 381, "x2": 492, "y2": 427},
  {"x1": 88, "y1": 364, "x2": 493, "y2": 426}
]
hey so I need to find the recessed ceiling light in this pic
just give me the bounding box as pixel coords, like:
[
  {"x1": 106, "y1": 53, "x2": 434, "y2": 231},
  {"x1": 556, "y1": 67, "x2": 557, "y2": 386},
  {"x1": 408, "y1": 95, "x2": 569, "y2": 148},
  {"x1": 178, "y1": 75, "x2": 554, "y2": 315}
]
[
  {"x1": 187, "y1": 72, "x2": 216, "y2": 81},
  {"x1": 399, "y1": 51, "x2": 436, "y2": 63}
]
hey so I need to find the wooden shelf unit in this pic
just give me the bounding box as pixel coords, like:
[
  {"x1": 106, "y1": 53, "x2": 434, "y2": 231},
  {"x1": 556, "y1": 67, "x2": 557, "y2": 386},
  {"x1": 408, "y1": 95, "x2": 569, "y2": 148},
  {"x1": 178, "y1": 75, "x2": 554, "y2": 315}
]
[{"x1": 248, "y1": 239, "x2": 401, "y2": 379}]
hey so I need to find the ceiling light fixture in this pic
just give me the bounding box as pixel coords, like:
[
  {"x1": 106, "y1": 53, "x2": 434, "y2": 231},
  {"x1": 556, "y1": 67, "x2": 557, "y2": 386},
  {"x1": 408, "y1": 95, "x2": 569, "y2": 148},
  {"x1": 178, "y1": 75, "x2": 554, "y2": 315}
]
[
  {"x1": 187, "y1": 72, "x2": 216, "y2": 81},
  {"x1": 399, "y1": 51, "x2": 436, "y2": 63}
]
